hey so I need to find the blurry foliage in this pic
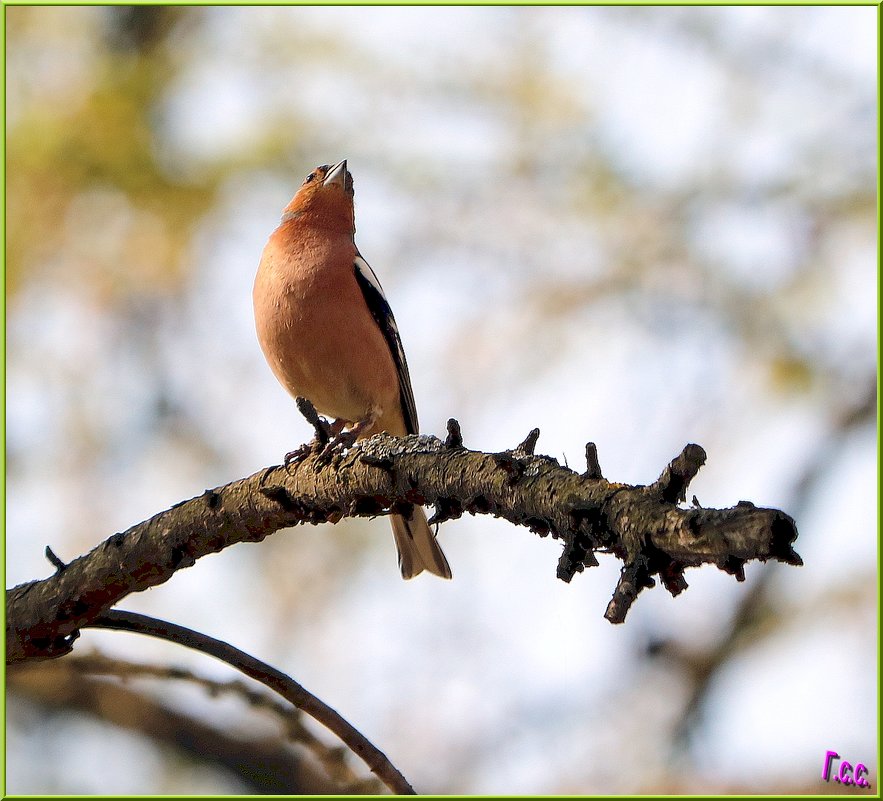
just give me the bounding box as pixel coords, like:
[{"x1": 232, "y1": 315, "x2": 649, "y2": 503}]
[
  {"x1": 8, "y1": 8, "x2": 203, "y2": 296},
  {"x1": 7, "y1": 6, "x2": 290, "y2": 298}
]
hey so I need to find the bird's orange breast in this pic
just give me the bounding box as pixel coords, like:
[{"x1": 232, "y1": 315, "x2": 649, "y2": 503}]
[{"x1": 253, "y1": 223, "x2": 402, "y2": 432}]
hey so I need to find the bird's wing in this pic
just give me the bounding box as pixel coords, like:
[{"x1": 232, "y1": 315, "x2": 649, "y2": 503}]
[{"x1": 353, "y1": 253, "x2": 419, "y2": 434}]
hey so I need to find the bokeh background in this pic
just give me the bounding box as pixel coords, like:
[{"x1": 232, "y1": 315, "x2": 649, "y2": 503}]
[{"x1": 6, "y1": 5, "x2": 877, "y2": 794}]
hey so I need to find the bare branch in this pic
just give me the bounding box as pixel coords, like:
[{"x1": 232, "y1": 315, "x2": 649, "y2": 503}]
[
  {"x1": 583, "y1": 442, "x2": 603, "y2": 480},
  {"x1": 88, "y1": 609, "x2": 416, "y2": 795},
  {"x1": 6, "y1": 424, "x2": 801, "y2": 664},
  {"x1": 43, "y1": 651, "x2": 383, "y2": 791},
  {"x1": 44, "y1": 546, "x2": 68, "y2": 575},
  {"x1": 9, "y1": 655, "x2": 350, "y2": 794}
]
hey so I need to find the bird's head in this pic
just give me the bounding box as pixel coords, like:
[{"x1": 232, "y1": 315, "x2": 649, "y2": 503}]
[{"x1": 281, "y1": 160, "x2": 355, "y2": 233}]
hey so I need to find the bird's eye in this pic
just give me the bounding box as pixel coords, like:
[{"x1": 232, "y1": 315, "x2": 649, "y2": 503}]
[{"x1": 304, "y1": 172, "x2": 316, "y2": 184}]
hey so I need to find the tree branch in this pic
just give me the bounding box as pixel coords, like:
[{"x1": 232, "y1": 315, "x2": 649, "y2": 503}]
[
  {"x1": 6, "y1": 418, "x2": 801, "y2": 663},
  {"x1": 86, "y1": 610, "x2": 415, "y2": 795},
  {"x1": 9, "y1": 655, "x2": 351, "y2": 794}
]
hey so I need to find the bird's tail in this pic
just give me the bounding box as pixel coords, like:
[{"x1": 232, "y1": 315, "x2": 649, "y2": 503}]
[{"x1": 391, "y1": 507, "x2": 452, "y2": 579}]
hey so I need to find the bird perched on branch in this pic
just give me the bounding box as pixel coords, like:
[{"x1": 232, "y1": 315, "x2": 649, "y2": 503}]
[{"x1": 253, "y1": 160, "x2": 452, "y2": 579}]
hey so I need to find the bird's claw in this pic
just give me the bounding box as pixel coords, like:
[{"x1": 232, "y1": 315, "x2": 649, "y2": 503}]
[
  {"x1": 314, "y1": 428, "x2": 359, "y2": 467},
  {"x1": 285, "y1": 412, "x2": 368, "y2": 471},
  {"x1": 284, "y1": 438, "x2": 324, "y2": 469}
]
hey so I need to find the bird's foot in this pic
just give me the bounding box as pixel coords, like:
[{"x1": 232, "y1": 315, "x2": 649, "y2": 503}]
[
  {"x1": 314, "y1": 427, "x2": 359, "y2": 467},
  {"x1": 295, "y1": 398, "x2": 333, "y2": 444},
  {"x1": 286, "y1": 403, "x2": 379, "y2": 470},
  {"x1": 284, "y1": 422, "x2": 358, "y2": 470},
  {"x1": 314, "y1": 412, "x2": 377, "y2": 467},
  {"x1": 285, "y1": 398, "x2": 337, "y2": 468},
  {"x1": 284, "y1": 440, "x2": 322, "y2": 468}
]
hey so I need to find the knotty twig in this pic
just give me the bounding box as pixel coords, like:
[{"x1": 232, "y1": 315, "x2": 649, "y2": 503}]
[
  {"x1": 6, "y1": 413, "x2": 801, "y2": 663},
  {"x1": 88, "y1": 610, "x2": 415, "y2": 795},
  {"x1": 44, "y1": 546, "x2": 68, "y2": 575}
]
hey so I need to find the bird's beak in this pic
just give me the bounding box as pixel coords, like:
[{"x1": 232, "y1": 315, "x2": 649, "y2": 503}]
[{"x1": 323, "y1": 159, "x2": 348, "y2": 189}]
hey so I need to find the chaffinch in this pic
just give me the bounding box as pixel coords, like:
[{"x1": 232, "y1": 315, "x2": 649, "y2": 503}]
[{"x1": 253, "y1": 160, "x2": 452, "y2": 579}]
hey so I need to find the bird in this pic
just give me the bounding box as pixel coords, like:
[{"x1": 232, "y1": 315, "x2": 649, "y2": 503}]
[{"x1": 253, "y1": 160, "x2": 452, "y2": 579}]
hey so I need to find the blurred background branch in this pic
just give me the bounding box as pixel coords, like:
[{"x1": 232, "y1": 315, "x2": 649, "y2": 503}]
[
  {"x1": 88, "y1": 610, "x2": 416, "y2": 794},
  {"x1": 9, "y1": 651, "x2": 380, "y2": 794}
]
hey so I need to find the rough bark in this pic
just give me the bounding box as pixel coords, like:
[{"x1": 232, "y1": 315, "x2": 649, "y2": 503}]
[{"x1": 6, "y1": 422, "x2": 801, "y2": 664}]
